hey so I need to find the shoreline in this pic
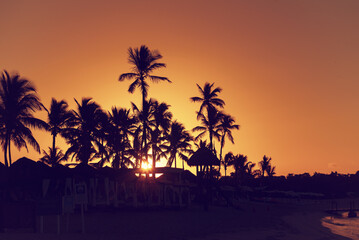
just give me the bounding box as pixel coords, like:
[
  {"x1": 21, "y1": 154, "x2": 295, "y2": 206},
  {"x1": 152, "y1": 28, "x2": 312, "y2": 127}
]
[{"x1": 0, "y1": 200, "x2": 353, "y2": 240}]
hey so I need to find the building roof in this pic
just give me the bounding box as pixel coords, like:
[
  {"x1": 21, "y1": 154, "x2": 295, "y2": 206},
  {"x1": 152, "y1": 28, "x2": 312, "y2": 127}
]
[{"x1": 187, "y1": 147, "x2": 220, "y2": 166}]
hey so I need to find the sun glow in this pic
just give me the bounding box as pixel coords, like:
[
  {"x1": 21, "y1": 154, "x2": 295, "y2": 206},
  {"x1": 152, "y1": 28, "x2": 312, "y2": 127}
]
[{"x1": 141, "y1": 161, "x2": 152, "y2": 170}]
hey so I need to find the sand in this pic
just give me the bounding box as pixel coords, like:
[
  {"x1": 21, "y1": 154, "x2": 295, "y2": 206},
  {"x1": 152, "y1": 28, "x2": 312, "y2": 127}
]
[{"x1": 0, "y1": 200, "x2": 351, "y2": 240}]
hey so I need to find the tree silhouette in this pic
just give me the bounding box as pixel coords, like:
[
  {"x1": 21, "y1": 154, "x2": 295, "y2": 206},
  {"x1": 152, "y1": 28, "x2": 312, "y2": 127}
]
[
  {"x1": 40, "y1": 147, "x2": 67, "y2": 167},
  {"x1": 107, "y1": 107, "x2": 137, "y2": 169},
  {"x1": 231, "y1": 154, "x2": 251, "y2": 182},
  {"x1": 63, "y1": 98, "x2": 107, "y2": 165},
  {"x1": 131, "y1": 99, "x2": 155, "y2": 168},
  {"x1": 119, "y1": 45, "x2": 170, "y2": 168},
  {"x1": 163, "y1": 121, "x2": 193, "y2": 169},
  {"x1": 192, "y1": 108, "x2": 223, "y2": 152},
  {"x1": 266, "y1": 165, "x2": 276, "y2": 177},
  {"x1": 150, "y1": 100, "x2": 172, "y2": 171},
  {"x1": 223, "y1": 152, "x2": 234, "y2": 177},
  {"x1": 0, "y1": 70, "x2": 47, "y2": 167},
  {"x1": 259, "y1": 155, "x2": 273, "y2": 177},
  {"x1": 246, "y1": 162, "x2": 260, "y2": 179},
  {"x1": 191, "y1": 82, "x2": 225, "y2": 150},
  {"x1": 217, "y1": 114, "x2": 239, "y2": 173},
  {"x1": 45, "y1": 98, "x2": 73, "y2": 156}
]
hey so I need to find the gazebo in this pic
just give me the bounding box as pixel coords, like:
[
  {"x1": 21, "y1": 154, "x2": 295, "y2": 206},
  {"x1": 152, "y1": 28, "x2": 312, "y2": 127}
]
[{"x1": 187, "y1": 147, "x2": 220, "y2": 177}]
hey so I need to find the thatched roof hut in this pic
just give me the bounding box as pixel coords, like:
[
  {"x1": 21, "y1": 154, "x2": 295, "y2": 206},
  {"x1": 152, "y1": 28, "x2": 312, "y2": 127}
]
[{"x1": 187, "y1": 147, "x2": 220, "y2": 166}]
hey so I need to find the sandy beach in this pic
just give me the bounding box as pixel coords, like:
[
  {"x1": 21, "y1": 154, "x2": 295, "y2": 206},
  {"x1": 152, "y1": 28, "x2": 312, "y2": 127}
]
[{"x1": 0, "y1": 200, "x2": 351, "y2": 240}]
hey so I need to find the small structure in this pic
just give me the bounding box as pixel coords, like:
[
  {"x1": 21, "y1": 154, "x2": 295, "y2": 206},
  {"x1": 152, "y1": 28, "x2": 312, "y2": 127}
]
[{"x1": 187, "y1": 147, "x2": 220, "y2": 177}]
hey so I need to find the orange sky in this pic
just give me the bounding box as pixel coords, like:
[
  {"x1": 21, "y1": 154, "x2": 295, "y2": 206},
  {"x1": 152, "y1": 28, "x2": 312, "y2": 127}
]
[{"x1": 1, "y1": 0, "x2": 359, "y2": 175}]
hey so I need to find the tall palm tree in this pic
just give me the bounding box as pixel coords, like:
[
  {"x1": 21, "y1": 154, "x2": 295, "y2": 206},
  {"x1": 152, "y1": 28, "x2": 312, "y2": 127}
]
[
  {"x1": 63, "y1": 98, "x2": 107, "y2": 165},
  {"x1": 162, "y1": 121, "x2": 193, "y2": 169},
  {"x1": 119, "y1": 45, "x2": 171, "y2": 168},
  {"x1": 40, "y1": 147, "x2": 67, "y2": 167},
  {"x1": 0, "y1": 70, "x2": 47, "y2": 167},
  {"x1": 217, "y1": 114, "x2": 239, "y2": 173},
  {"x1": 259, "y1": 155, "x2": 272, "y2": 177},
  {"x1": 46, "y1": 98, "x2": 73, "y2": 154},
  {"x1": 190, "y1": 82, "x2": 225, "y2": 150},
  {"x1": 107, "y1": 107, "x2": 137, "y2": 168},
  {"x1": 190, "y1": 82, "x2": 225, "y2": 117}
]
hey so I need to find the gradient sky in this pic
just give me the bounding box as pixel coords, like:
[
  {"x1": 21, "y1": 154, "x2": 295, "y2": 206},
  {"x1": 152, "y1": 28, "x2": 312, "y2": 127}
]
[{"x1": 1, "y1": 0, "x2": 358, "y2": 175}]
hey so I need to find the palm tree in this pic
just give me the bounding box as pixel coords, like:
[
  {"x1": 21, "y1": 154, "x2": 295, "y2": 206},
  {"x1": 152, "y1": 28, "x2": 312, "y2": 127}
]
[
  {"x1": 231, "y1": 154, "x2": 250, "y2": 180},
  {"x1": 194, "y1": 140, "x2": 210, "y2": 150},
  {"x1": 192, "y1": 108, "x2": 223, "y2": 152},
  {"x1": 246, "y1": 162, "x2": 260, "y2": 179},
  {"x1": 46, "y1": 98, "x2": 73, "y2": 154},
  {"x1": 217, "y1": 114, "x2": 239, "y2": 173},
  {"x1": 40, "y1": 147, "x2": 67, "y2": 167},
  {"x1": 266, "y1": 165, "x2": 276, "y2": 177},
  {"x1": 223, "y1": 152, "x2": 234, "y2": 177},
  {"x1": 190, "y1": 82, "x2": 225, "y2": 150},
  {"x1": 107, "y1": 107, "x2": 137, "y2": 168},
  {"x1": 190, "y1": 82, "x2": 225, "y2": 117},
  {"x1": 162, "y1": 121, "x2": 193, "y2": 169},
  {"x1": 131, "y1": 99, "x2": 155, "y2": 168},
  {"x1": 63, "y1": 98, "x2": 107, "y2": 165},
  {"x1": 259, "y1": 155, "x2": 272, "y2": 177},
  {"x1": 150, "y1": 100, "x2": 172, "y2": 170},
  {"x1": 0, "y1": 70, "x2": 47, "y2": 167},
  {"x1": 119, "y1": 45, "x2": 171, "y2": 168}
]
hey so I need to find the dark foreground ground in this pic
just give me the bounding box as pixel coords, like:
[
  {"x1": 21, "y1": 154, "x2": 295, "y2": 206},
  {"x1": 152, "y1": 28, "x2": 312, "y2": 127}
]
[{"x1": 0, "y1": 199, "x2": 351, "y2": 240}]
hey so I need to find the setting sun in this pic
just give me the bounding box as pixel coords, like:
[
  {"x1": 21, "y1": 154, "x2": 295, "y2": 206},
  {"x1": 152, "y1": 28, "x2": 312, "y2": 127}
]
[{"x1": 141, "y1": 161, "x2": 152, "y2": 170}]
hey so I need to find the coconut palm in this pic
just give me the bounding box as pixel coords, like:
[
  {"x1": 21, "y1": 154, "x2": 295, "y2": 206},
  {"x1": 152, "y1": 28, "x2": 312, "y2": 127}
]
[
  {"x1": 266, "y1": 165, "x2": 276, "y2": 177},
  {"x1": 217, "y1": 114, "x2": 239, "y2": 173},
  {"x1": 194, "y1": 140, "x2": 210, "y2": 150},
  {"x1": 40, "y1": 147, "x2": 67, "y2": 167},
  {"x1": 190, "y1": 82, "x2": 225, "y2": 117},
  {"x1": 150, "y1": 100, "x2": 172, "y2": 170},
  {"x1": 231, "y1": 154, "x2": 249, "y2": 178},
  {"x1": 131, "y1": 99, "x2": 155, "y2": 168},
  {"x1": 259, "y1": 155, "x2": 272, "y2": 177},
  {"x1": 246, "y1": 162, "x2": 260, "y2": 179},
  {"x1": 107, "y1": 107, "x2": 137, "y2": 168},
  {"x1": 63, "y1": 98, "x2": 107, "y2": 165},
  {"x1": 119, "y1": 45, "x2": 170, "y2": 167},
  {"x1": 191, "y1": 82, "x2": 225, "y2": 150},
  {"x1": 0, "y1": 70, "x2": 47, "y2": 167},
  {"x1": 223, "y1": 152, "x2": 234, "y2": 177},
  {"x1": 162, "y1": 121, "x2": 193, "y2": 169},
  {"x1": 46, "y1": 98, "x2": 73, "y2": 154},
  {"x1": 192, "y1": 108, "x2": 223, "y2": 151}
]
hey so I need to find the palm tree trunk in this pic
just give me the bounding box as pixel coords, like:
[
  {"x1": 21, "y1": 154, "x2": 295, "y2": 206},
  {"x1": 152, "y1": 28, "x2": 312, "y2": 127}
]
[
  {"x1": 219, "y1": 134, "x2": 225, "y2": 174},
  {"x1": 8, "y1": 138, "x2": 12, "y2": 166},
  {"x1": 4, "y1": 135, "x2": 8, "y2": 167},
  {"x1": 52, "y1": 134, "x2": 56, "y2": 153},
  {"x1": 209, "y1": 128, "x2": 213, "y2": 151},
  {"x1": 141, "y1": 81, "x2": 147, "y2": 169},
  {"x1": 141, "y1": 126, "x2": 147, "y2": 168},
  {"x1": 224, "y1": 166, "x2": 227, "y2": 177},
  {"x1": 174, "y1": 156, "x2": 177, "y2": 168},
  {"x1": 152, "y1": 145, "x2": 156, "y2": 179}
]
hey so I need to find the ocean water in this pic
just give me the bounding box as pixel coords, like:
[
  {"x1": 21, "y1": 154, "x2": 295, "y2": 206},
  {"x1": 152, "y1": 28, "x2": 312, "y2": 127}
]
[{"x1": 322, "y1": 212, "x2": 359, "y2": 239}]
